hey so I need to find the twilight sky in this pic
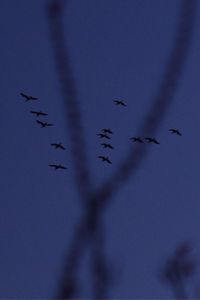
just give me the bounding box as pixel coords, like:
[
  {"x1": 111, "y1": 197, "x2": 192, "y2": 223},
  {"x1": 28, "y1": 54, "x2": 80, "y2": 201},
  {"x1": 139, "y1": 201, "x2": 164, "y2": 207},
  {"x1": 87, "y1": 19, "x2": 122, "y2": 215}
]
[{"x1": 1, "y1": 0, "x2": 200, "y2": 298}]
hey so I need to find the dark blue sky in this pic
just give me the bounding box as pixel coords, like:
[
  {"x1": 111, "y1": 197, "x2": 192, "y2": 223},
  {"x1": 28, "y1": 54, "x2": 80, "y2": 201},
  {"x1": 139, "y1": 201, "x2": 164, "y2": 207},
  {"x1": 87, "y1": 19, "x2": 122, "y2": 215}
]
[{"x1": 1, "y1": 0, "x2": 200, "y2": 298}]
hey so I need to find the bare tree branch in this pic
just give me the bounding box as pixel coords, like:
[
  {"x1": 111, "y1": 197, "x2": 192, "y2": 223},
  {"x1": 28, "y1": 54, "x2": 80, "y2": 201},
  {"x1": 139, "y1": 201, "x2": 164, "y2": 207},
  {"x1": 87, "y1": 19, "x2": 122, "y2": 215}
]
[
  {"x1": 47, "y1": 0, "x2": 93, "y2": 201},
  {"x1": 46, "y1": 0, "x2": 197, "y2": 298}
]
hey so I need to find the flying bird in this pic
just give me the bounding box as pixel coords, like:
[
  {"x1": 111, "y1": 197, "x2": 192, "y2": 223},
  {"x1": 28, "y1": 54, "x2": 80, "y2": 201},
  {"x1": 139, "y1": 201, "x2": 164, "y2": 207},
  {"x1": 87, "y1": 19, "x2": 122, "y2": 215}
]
[
  {"x1": 130, "y1": 137, "x2": 144, "y2": 143},
  {"x1": 101, "y1": 143, "x2": 114, "y2": 149},
  {"x1": 98, "y1": 156, "x2": 112, "y2": 164},
  {"x1": 101, "y1": 128, "x2": 113, "y2": 134},
  {"x1": 20, "y1": 93, "x2": 38, "y2": 101},
  {"x1": 51, "y1": 143, "x2": 65, "y2": 150},
  {"x1": 30, "y1": 111, "x2": 48, "y2": 117},
  {"x1": 49, "y1": 164, "x2": 67, "y2": 170},
  {"x1": 97, "y1": 133, "x2": 111, "y2": 139},
  {"x1": 36, "y1": 120, "x2": 54, "y2": 128},
  {"x1": 169, "y1": 128, "x2": 182, "y2": 136},
  {"x1": 145, "y1": 137, "x2": 160, "y2": 144},
  {"x1": 114, "y1": 100, "x2": 127, "y2": 106}
]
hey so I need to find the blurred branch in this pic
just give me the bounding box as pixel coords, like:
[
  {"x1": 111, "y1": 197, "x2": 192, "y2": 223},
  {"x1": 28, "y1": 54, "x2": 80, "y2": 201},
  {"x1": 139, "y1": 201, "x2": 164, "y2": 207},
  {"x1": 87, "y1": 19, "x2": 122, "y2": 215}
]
[
  {"x1": 160, "y1": 242, "x2": 196, "y2": 299},
  {"x1": 47, "y1": 0, "x2": 93, "y2": 202},
  {"x1": 46, "y1": 0, "x2": 197, "y2": 298},
  {"x1": 96, "y1": 0, "x2": 197, "y2": 202}
]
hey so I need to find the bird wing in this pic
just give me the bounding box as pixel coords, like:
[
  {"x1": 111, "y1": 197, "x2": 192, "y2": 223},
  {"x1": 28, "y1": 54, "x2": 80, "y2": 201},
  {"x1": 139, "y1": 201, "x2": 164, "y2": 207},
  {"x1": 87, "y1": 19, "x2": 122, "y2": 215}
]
[
  {"x1": 60, "y1": 165, "x2": 67, "y2": 169},
  {"x1": 106, "y1": 158, "x2": 112, "y2": 164},
  {"x1": 47, "y1": 123, "x2": 53, "y2": 126},
  {"x1": 37, "y1": 120, "x2": 44, "y2": 125},
  {"x1": 154, "y1": 139, "x2": 160, "y2": 144},
  {"x1": 20, "y1": 92, "x2": 28, "y2": 98}
]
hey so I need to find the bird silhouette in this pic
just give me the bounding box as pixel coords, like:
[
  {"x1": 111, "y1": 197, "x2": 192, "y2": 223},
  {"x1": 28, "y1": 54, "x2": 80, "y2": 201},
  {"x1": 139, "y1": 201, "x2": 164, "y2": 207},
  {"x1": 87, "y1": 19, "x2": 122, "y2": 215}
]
[
  {"x1": 101, "y1": 143, "x2": 114, "y2": 149},
  {"x1": 36, "y1": 120, "x2": 54, "y2": 128},
  {"x1": 101, "y1": 128, "x2": 113, "y2": 134},
  {"x1": 30, "y1": 111, "x2": 48, "y2": 117},
  {"x1": 169, "y1": 128, "x2": 182, "y2": 136},
  {"x1": 49, "y1": 164, "x2": 67, "y2": 170},
  {"x1": 97, "y1": 133, "x2": 111, "y2": 139},
  {"x1": 98, "y1": 156, "x2": 112, "y2": 164},
  {"x1": 51, "y1": 143, "x2": 65, "y2": 150},
  {"x1": 130, "y1": 137, "x2": 144, "y2": 143},
  {"x1": 145, "y1": 137, "x2": 160, "y2": 144},
  {"x1": 20, "y1": 93, "x2": 38, "y2": 101},
  {"x1": 114, "y1": 100, "x2": 127, "y2": 106}
]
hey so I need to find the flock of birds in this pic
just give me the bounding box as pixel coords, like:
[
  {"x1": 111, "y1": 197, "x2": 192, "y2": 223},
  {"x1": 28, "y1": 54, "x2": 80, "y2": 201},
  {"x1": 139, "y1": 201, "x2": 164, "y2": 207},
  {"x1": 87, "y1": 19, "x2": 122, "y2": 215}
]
[
  {"x1": 97, "y1": 99, "x2": 182, "y2": 164},
  {"x1": 21, "y1": 93, "x2": 182, "y2": 167},
  {"x1": 97, "y1": 128, "x2": 114, "y2": 164},
  {"x1": 20, "y1": 92, "x2": 67, "y2": 170}
]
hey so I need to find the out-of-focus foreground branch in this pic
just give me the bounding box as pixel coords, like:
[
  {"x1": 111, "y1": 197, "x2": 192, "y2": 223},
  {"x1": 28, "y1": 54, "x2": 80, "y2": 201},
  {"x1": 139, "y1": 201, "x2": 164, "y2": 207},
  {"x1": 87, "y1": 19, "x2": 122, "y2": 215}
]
[
  {"x1": 46, "y1": 0, "x2": 197, "y2": 298},
  {"x1": 160, "y1": 242, "x2": 196, "y2": 299},
  {"x1": 47, "y1": 0, "x2": 93, "y2": 202}
]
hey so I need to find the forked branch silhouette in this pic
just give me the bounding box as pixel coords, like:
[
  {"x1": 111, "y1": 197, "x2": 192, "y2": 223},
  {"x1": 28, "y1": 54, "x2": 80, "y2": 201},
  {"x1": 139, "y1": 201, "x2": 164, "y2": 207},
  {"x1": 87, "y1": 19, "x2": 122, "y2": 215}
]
[{"x1": 46, "y1": 0, "x2": 197, "y2": 298}]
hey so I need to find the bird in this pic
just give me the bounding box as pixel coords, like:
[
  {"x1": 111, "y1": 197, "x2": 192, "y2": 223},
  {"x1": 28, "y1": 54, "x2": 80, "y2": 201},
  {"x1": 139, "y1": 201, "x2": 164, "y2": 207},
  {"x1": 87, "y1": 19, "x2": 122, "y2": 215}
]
[
  {"x1": 20, "y1": 92, "x2": 38, "y2": 101},
  {"x1": 101, "y1": 128, "x2": 113, "y2": 134},
  {"x1": 145, "y1": 137, "x2": 160, "y2": 144},
  {"x1": 51, "y1": 143, "x2": 65, "y2": 150},
  {"x1": 49, "y1": 164, "x2": 67, "y2": 170},
  {"x1": 101, "y1": 143, "x2": 114, "y2": 149},
  {"x1": 114, "y1": 100, "x2": 127, "y2": 106},
  {"x1": 169, "y1": 128, "x2": 182, "y2": 136},
  {"x1": 97, "y1": 133, "x2": 111, "y2": 139},
  {"x1": 30, "y1": 110, "x2": 48, "y2": 117},
  {"x1": 98, "y1": 156, "x2": 112, "y2": 164},
  {"x1": 36, "y1": 120, "x2": 54, "y2": 128},
  {"x1": 130, "y1": 137, "x2": 144, "y2": 143}
]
